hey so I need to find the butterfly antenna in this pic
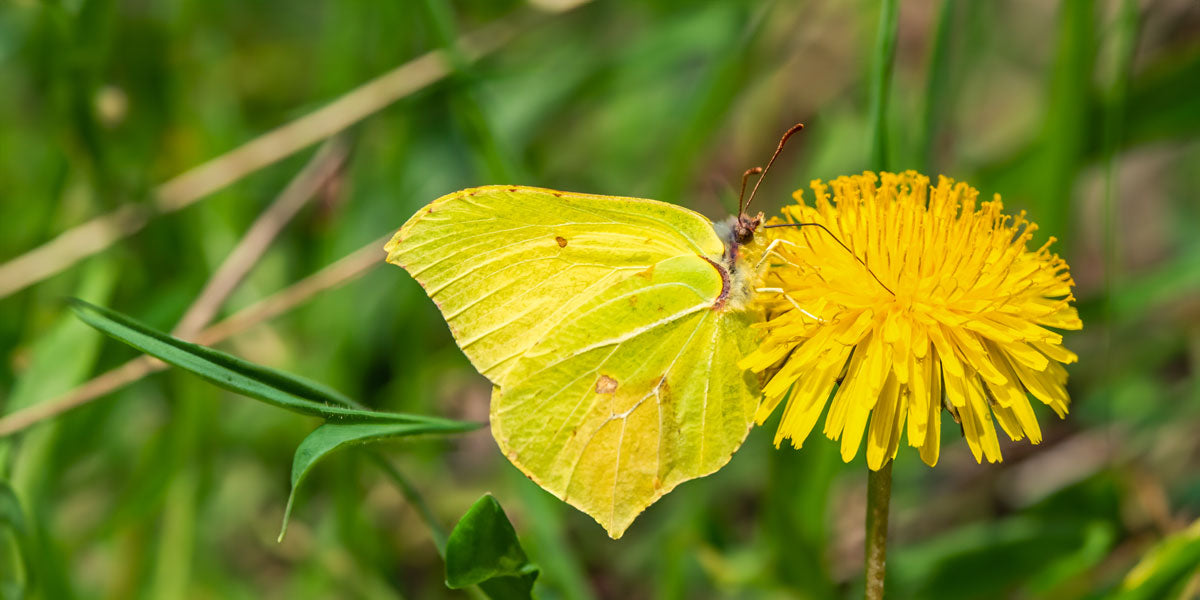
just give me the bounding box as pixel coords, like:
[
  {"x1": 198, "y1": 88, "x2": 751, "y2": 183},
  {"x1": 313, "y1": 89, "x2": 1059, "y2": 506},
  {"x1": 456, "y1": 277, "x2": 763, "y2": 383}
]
[
  {"x1": 764, "y1": 221, "x2": 896, "y2": 296},
  {"x1": 737, "y1": 167, "x2": 763, "y2": 215},
  {"x1": 743, "y1": 122, "x2": 805, "y2": 214}
]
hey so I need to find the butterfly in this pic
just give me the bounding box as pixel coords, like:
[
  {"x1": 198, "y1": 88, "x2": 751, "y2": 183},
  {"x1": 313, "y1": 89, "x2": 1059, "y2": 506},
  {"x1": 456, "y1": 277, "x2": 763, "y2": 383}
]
[{"x1": 385, "y1": 124, "x2": 804, "y2": 538}]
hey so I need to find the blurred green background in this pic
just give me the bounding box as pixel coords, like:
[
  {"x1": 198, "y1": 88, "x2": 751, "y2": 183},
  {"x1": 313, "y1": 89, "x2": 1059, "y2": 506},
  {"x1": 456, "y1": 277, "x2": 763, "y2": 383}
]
[{"x1": 1, "y1": 0, "x2": 1199, "y2": 598}]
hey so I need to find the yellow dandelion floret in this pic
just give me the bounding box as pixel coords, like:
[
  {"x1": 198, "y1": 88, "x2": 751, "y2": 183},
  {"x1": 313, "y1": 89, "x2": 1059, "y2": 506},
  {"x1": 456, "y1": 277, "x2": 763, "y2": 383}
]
[{"x1": 742, "y1": 171, "x2": 1082, "y2": 469}]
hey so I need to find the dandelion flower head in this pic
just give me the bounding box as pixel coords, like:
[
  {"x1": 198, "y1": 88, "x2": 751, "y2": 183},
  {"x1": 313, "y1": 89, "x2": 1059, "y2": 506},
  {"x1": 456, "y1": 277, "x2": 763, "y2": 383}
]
[{"x1": 743, "y1": 171, "x2": 1082, "y2": 469}]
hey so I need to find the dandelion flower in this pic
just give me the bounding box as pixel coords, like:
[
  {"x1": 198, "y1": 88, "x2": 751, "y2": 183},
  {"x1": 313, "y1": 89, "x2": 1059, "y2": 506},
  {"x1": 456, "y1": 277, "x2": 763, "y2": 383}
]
[{"x1": 743, "y1": 171, "x2": 1082, "y2": 469}]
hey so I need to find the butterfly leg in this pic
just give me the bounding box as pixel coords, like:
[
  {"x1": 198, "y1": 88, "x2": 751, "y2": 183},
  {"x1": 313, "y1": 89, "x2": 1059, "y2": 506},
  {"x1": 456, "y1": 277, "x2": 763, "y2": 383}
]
[
  {"x1": 754, "y1": 287, "x2": 824, "y2": 323},
  {"x1": 754, "y1": 238, "x2": 803, "y2": 270}
]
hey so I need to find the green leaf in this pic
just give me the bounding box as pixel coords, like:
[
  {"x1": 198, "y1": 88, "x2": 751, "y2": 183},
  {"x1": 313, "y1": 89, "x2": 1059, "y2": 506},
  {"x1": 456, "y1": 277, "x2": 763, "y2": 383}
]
[
  {"x1": 279, "y1": 422, "x2": 477, "y2": 541},
  {"x1": 1115, "y1": 519, "x2": 1200, "y2": 600},
  {"x1": 68, "y1": 298, "x2": 468, "y2": 427},
  {"x1": 68, "y1": 299, "x2": 482, "y2": 548},
  {"x1": 446, "y1": 495, "x2": 539, "y2": 600}
]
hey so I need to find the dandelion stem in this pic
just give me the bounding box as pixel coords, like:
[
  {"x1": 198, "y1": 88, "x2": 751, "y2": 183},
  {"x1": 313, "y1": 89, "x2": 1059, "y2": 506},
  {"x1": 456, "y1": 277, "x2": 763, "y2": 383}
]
[
  {"x1": 865, "y1": 0, "x2": 898, "y2": 590},
  {"x1": 864, "y1": 461, "x2": 893, "y2": 600}
]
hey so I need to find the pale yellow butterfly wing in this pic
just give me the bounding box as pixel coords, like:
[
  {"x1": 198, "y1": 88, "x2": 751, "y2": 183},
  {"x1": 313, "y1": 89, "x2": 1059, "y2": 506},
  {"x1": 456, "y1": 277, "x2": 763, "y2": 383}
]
[
  {"x1": 385, "y1": 186, "x2": 725, "y2": 384},
  {"x1": 385, "y1": 186, "x2": 761, "y2": 538},
  {"x1": 492, "y1": 254, "x2": 760, "y2": 537}
]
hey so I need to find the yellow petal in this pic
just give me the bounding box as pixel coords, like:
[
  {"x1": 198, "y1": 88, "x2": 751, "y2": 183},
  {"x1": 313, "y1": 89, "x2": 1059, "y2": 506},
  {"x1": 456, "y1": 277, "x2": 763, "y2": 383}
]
[{"x1": 866, "y1": 374, "x2": 902, "y2": 469}]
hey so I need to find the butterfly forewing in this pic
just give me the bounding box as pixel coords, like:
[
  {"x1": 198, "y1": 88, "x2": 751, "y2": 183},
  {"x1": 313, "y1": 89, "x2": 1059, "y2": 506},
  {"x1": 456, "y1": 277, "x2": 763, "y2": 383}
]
[{"x1": 386, "y1": 186, "x2": 724, "y2": 385}]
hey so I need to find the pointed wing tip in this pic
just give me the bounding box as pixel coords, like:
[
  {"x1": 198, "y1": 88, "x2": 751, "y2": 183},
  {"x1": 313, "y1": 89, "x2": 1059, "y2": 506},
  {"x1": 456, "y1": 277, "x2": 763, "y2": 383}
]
[{"x1": 597, "y1": 510, "x2": 637, "y2": 540}]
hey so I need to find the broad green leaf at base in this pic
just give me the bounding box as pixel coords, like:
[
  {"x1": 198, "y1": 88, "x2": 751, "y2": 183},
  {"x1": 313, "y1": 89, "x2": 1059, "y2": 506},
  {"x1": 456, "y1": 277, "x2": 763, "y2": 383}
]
[{"x1": 446, "y1": 495, "x2": 539, "y2": 600}]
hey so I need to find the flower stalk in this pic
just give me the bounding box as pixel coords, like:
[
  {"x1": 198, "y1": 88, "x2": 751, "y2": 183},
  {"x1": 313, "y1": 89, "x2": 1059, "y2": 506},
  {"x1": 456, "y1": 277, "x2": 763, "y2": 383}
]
[{"x1": 865, "y1": 460, "x2": 893, "y2": 600}]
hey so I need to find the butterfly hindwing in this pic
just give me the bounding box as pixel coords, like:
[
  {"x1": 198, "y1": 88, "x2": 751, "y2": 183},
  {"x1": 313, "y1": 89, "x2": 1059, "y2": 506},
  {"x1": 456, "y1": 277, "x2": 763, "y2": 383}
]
[{"x1": 492, "y1": 255, "x2": 760, "y2": 537}]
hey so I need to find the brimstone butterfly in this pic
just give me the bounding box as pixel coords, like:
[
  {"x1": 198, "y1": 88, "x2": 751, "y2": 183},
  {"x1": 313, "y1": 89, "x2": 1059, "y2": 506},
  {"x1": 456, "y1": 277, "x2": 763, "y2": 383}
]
[{"x1": 385, "y1": 125, "x2": 804, "y2": 538}]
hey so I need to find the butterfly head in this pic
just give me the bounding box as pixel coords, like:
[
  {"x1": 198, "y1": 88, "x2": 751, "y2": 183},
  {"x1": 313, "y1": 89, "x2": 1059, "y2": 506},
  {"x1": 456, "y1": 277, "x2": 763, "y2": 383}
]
[{"x1": 733, "y1": 212, "x2": 762, "y2": 245}]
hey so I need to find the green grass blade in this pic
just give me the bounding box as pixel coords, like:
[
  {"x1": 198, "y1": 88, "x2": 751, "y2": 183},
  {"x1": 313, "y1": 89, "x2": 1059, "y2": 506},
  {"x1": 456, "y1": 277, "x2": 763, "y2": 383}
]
[
  {"x1": 1037, "y1": 0, "x2": 1095, "y2": 237},
  {"x1": 509, "y1": 469, "x2": 596, "y2": 600},
  {"x1": 445, "y1": 495, "x2": 539, "y2": 600},
  {"x1": 370, "y1": 453, "x2": 451, "y2": 556},
  {"x1": 654, "y1": 4, "x2": 759, "y2": 204},
  {"x1": 0, "y1": 479, "x2": 33, "y2": 596},
  {"x1": 68, "y1": 298, "x2": 469, "y2": 426},
  {"x1": 1099, "y1": 0, "x2": 1140, "y2": 432},
  {"x1": 918, "y1": 0, "x2": 957, "y2": 173},
  {"x1": 1113, "y1": 45, "x2": 1200, "y2": 151},
  {"x1": 146, "y1": 467, "x2": 199, "y2": 598},
  {"x1": 867, "y1": 0, "x2": 899, "y2": 172},
  {"x1": 1115, "y1": 519, "x2": 1200, "y2": 600},
  {"x1": 4, "y1": 261, "x2": 117, "y2": 600},
  {"x1": 279, "y1": 421, "x2": 479, "y2": 542},
  {"x1": 763, "y1": 435, "x2": 839, "y2": 598},
  {"x1": 417, "y1": 0, "x2": 520, "y2": 182}
]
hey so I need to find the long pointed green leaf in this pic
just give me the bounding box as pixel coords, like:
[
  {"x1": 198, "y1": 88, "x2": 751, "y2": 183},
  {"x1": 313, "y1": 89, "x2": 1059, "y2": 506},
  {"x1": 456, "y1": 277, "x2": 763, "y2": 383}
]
[
  {"x1": 279, "y1": 421, "x2": 477, "y2": 541},
  {"x1": 1115, "y1": 519, "x2": 1200, "y2": 600},
  {"x1": 68, "y1": 299, "x2": 468, "y2": 427},
  {"x1": 446, "y1": 495, "x2": 539, "y2": 600}
]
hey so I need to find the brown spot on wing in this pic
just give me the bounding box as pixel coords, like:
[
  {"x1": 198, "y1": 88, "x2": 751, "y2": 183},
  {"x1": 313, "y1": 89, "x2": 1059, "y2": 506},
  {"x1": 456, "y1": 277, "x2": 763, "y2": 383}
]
[
  {"x1": 595, "y1": 375, "x2": 618, "y2": 394},
  {"x1": 656, "y1": 376, "x2": 672, "y2": 413},
  {"x1": 555, "y1": 236, "x2": 568, "y2": 248}
]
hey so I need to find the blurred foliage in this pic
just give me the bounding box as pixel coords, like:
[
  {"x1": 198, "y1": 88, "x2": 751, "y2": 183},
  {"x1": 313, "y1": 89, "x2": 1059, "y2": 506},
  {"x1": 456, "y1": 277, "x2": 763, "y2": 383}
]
[{"x1": 1, "y1": 0, "x2": 1198, "y2": 598}]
